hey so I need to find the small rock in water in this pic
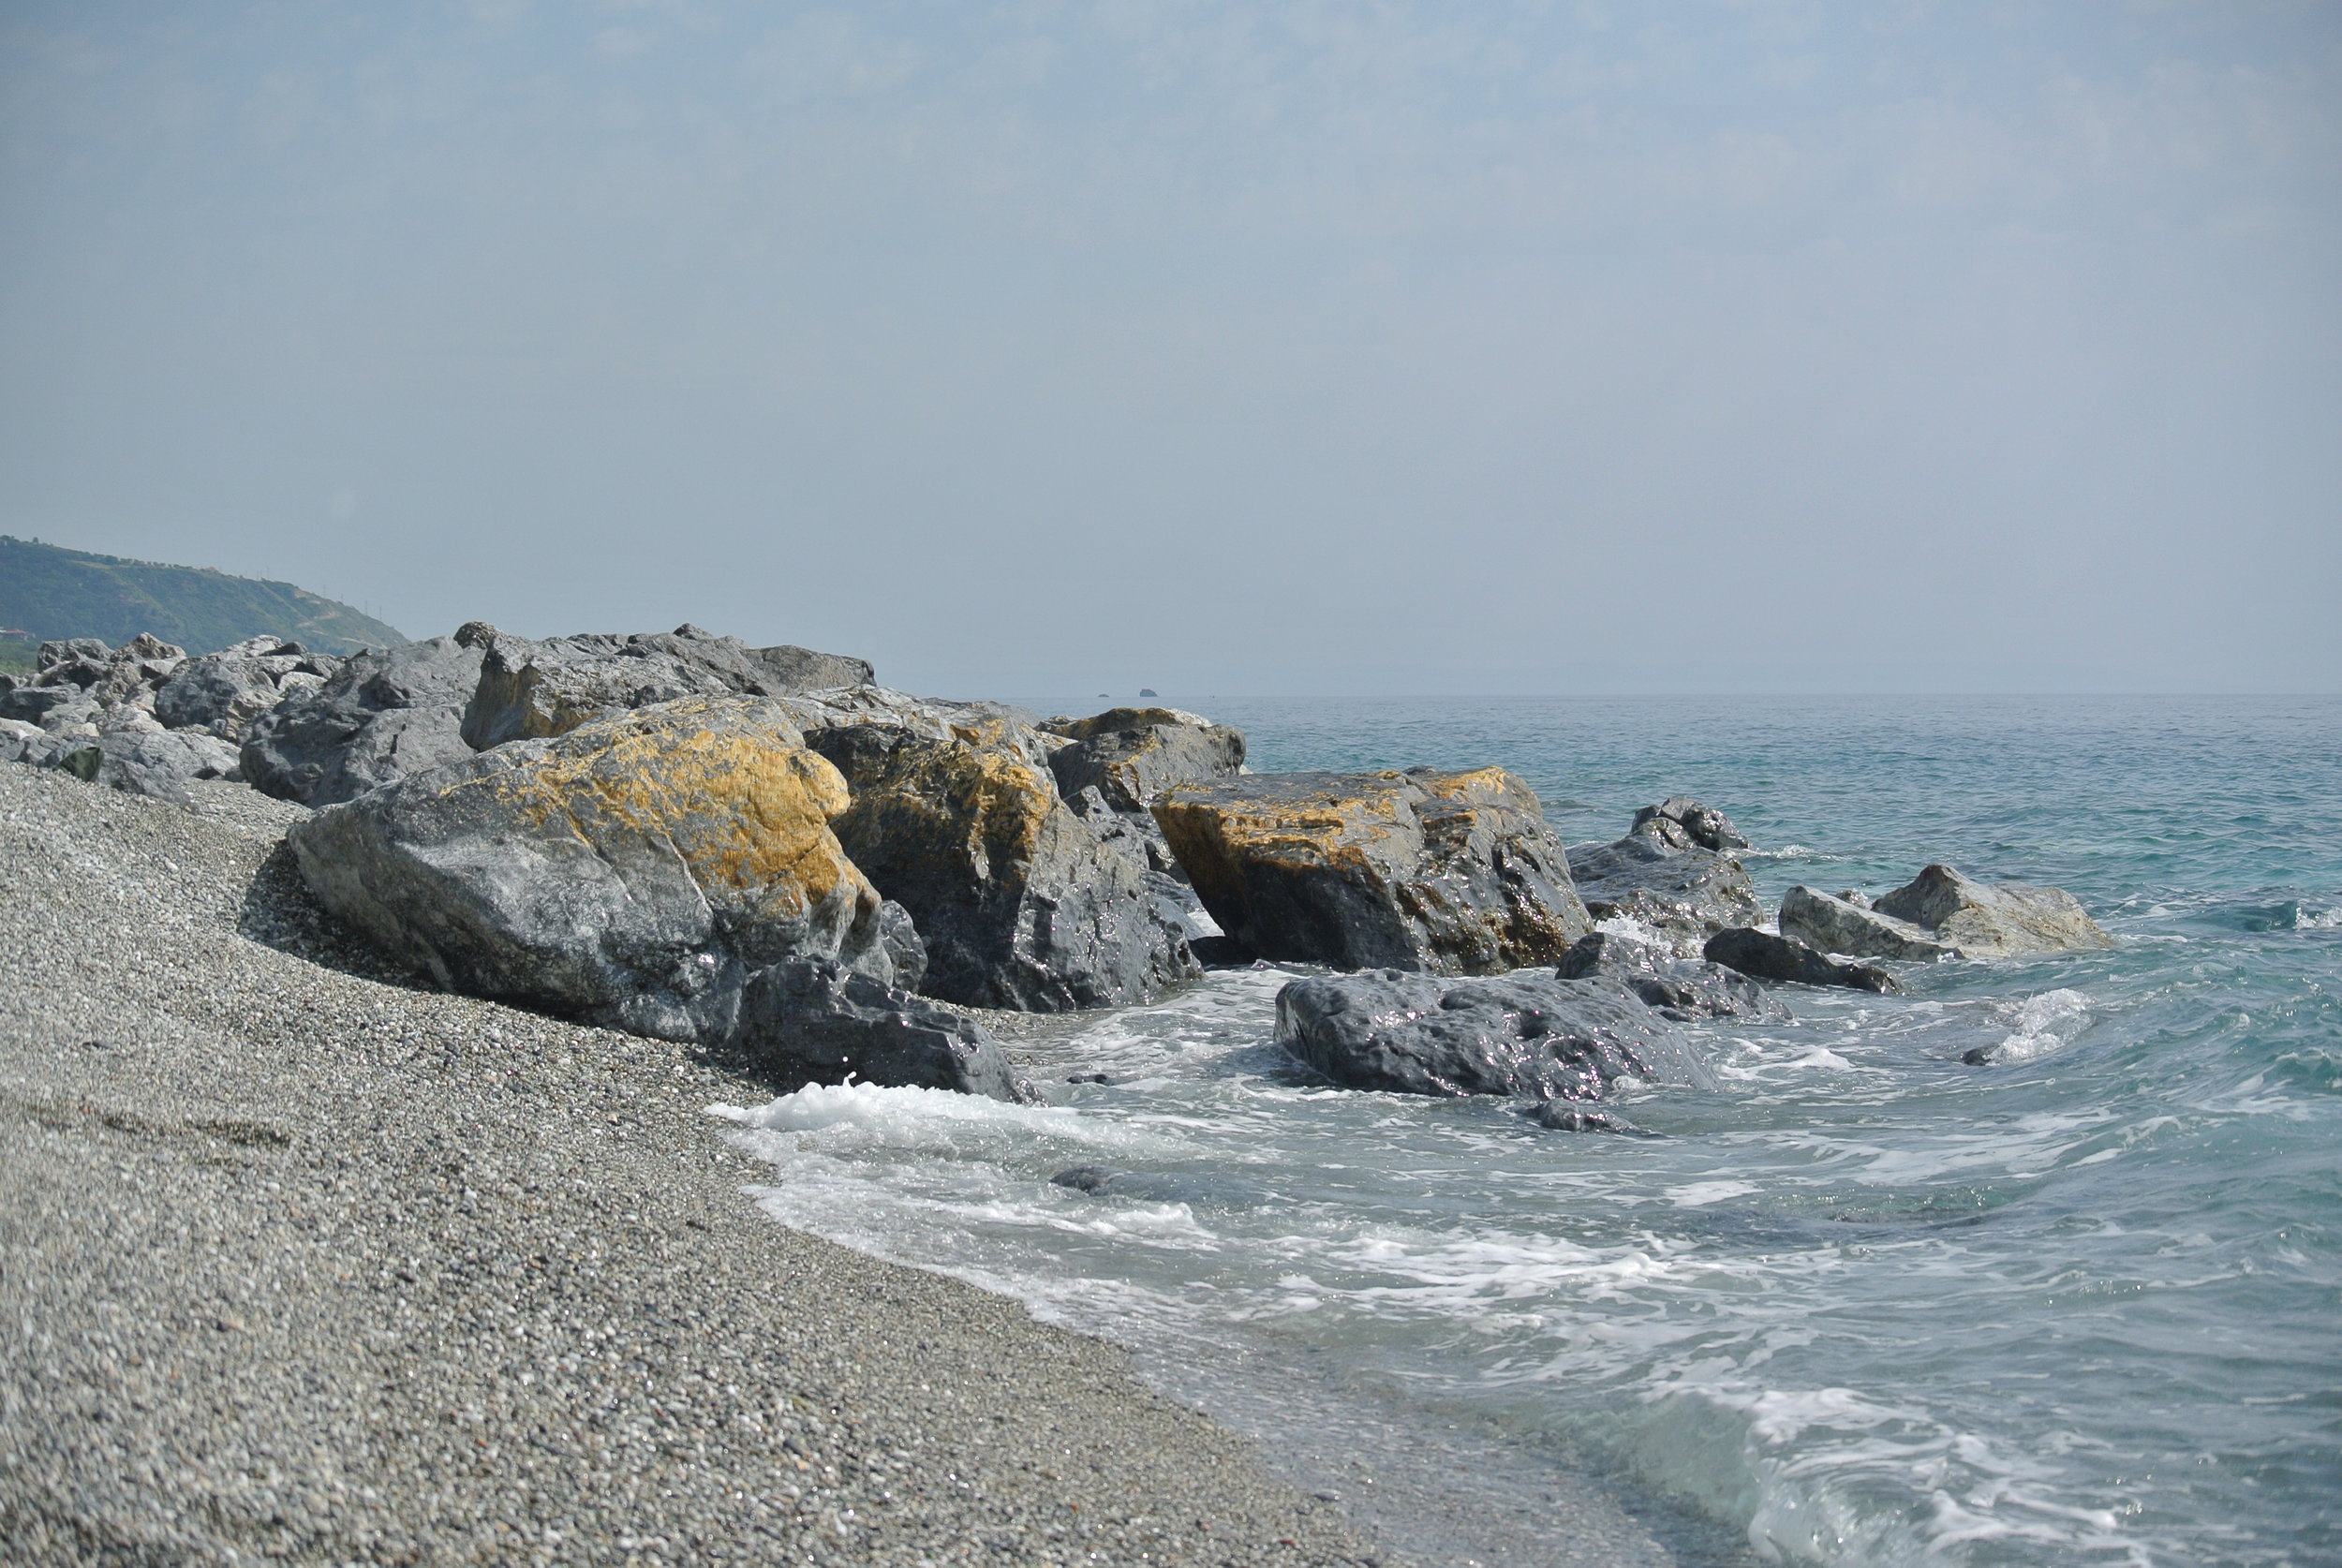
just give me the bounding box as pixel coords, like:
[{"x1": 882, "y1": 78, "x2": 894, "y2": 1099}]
[
  {"x1": 1874, "y1": 864, "x2": 2114, "y2": 957},
  {"x1": 1138, "y1": 688, "x2": 1159, "y2": 698},
  {"x1": 1051, "y1": 1166, "x2": 1124, "y2": 1193},
  {"x1": 1778, "y1": 886, "x2": 1961, "y2": 962},
  {"x1": 1066, "y1": 1072, "x2": 1111, "y2": 1085},
  {"x1": 1275, "y1": 969, "x2": 1712, "y2": 1102},
  {"x1": 1703, "y1": 928, "x2": 1900, "y2": 994},
  {"x1": 1524, "y1": 1103, "x2": 1660, "y2": 1135}
]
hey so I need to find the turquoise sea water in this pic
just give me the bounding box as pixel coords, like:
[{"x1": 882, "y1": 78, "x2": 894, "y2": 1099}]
[{"x1": 717, "y1": 696, "x2": 2342, "y2": 1567}]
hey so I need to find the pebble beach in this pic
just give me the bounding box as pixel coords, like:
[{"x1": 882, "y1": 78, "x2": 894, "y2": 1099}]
[{"x1": 0, "y1": 762, "x2": 1387, "y2": 1566}]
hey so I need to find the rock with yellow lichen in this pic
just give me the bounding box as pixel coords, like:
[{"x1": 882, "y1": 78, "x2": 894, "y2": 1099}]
[
  {"x1": 1151, "y1": 768, "x2": 1593, "y2": 973},
  {"x1": 808, "y1": 724, "x2": 1200, "y2": 1011},
  {"x1": 286, "y1": 695, "x2": 1024, "y2": 1098}
]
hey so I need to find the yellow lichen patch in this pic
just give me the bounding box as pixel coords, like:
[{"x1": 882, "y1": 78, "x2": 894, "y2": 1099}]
[
  {"x1": 451, "y1": 700, "x2": 869, "y2": 922},
  {"x1": 837, "y1": 737, "x2": 1056, "y2": 884},
  {"x1": 1412, "y1": 766, "x2": 1525, "y2": 808},
  {"x1": 1156, "y1": 777, "x2": 1414, "y2": 876}
]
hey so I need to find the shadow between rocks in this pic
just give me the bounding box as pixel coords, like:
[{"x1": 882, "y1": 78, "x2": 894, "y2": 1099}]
[{"x1": 236, "y1": 837, "x2": 447, "y2": 993}]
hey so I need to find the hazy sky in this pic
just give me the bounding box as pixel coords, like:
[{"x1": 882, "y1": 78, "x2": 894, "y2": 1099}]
[{"x1": 3, "y1": 2, "x2": 2336, "y2": 694}]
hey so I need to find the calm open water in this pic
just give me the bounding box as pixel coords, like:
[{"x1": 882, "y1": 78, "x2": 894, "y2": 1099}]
[{"x1": 715, "y1": 696, "x2": 2342, "y2": 1567}]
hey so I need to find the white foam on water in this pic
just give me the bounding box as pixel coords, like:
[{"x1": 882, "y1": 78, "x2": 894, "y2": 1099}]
[
  {"x1": 1668, "y1": 1180, "x2": 1759, "y2": 1208},
  {"x1": 1738, "y1": 844, "x2": 1838, "y2": 862},
  {"x1": 1976, "y1": 987, "x2": 2093, "y2": 1064}
]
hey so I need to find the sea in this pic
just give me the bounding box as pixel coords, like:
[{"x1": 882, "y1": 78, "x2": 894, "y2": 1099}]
[{"x1": 709, "y1": 695, "x2": 2342, "y2": 1568}]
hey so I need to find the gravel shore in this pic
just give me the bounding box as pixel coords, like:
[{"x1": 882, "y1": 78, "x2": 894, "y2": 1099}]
[{"x1": 0, "y1": 763, "x2": 1389, "y2": 1566}]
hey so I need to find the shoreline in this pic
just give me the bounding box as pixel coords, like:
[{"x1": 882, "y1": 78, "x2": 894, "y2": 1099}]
[{"x1": 0, "y1": 764, "x2": 1386, "y2": 1565}]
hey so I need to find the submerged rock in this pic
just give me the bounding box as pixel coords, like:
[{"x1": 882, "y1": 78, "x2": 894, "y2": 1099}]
[
  {"x1": 241, "y1": 634, "x2": 486, "y2": 806},
  {"x1": 808, "y1": 723, "x2": 1197, "y2": 1012},
  {"x1": 1153, "y1": 767, "x2": 1592, "y2": 974},
  {"x1": 1565, "y1": 833, "x2": 1762, "y2": 956},
  {"x1": 1275, "y1": 969, "x2": 1713, "y2": 1105},
  {"x1": 1874, "y1": 865, "x2": 2115, "y2": 957},
  {"x1": 289, "y1": 696, "x2": 893, "y2": 1041},
  {"x1": 1703, "y1": 928, "x2": 1900, "y2": 994},
  {"x1": 1553, "y1": 931, "x2": 1786, "y2": 1021},
  {"x1": 1778, "y1": 886, "x2": 1963, "y2": 961}
]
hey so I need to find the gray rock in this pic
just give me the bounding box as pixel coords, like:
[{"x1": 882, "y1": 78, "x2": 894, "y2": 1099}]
[
  {"x1": 48, "y1": 730, "x2": 243, "y2": 806},
  {"x1": 1703, "y1": 927, "x2": 1900, "y2": 994},
  {"x1": 36, "y1": 693, "x2": 103, "y2": 734},
  {"x1": 0, "y1": 717, "x2": 46, "y2": 763},
  {"x1": 154, "y1": 655, "x2": 282, "y2": 736},
  {"x1": 1778, "y1": 885, "x2": 1963, "y2": 961},
  {"x1": 35, "y1": 637, "x2": 109, "y2": 672},
  {"x1": 1873, "y1": 864, "x2": 2116, "y2": 957},
  {"x1": 241, "y1": 635, "x2": 485, "y2": 806},
  {"x1": 808, "y1": 723, "x2": 1198, "y2": 1012},
  {"x1": 460, "y1": 624, "x2": 881, "y2": 751},
  {"x1": 289, "y1": 696, "x2": 892, "y2": 1042},
  {"x1": 1044, "y1": 706, "x2": 1246, "y2": 813},
  {"x1": 750, "y1": 643, "x2": 875, "y2": 691},
  {"x1": 460, "y1": 628, "x2": 749, "y2": 750},
  {"x1": 1630, "y1": 796, "x2": 1751, "y2": 852},
  {"x1": 1071, "y1": 783, "x2": 1185, "y2": 876},
  {"x1": 1154, "y1": 767, "x2": 1593, "y2": 974},
  {"x1": 727, "y1": 956, "x2": 1026, "y2": 1102},
  {"x1": 1, "y1": 683, "x2": 88, "y2": 724},
  {"x1": 1565, "y1": 834, "x2": 1763, "y2": 956},
  {"x1": 876, "y1": 899, "x2": 928, "y2": 996},
  {"x1": 1274, "y1": 969, "x2": 1714, "y2": 1104},
  {"x1": 1553, "y1": 930, "x2": 1786, "y2": 1021}
]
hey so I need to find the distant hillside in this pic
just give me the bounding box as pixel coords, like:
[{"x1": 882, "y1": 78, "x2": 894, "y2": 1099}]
[{"x1": 0, "y1": 536, "x2": 406, "y2": 658}]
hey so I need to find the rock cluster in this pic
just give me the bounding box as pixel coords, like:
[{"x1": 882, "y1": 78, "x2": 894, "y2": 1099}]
[
  {"x1": 1566, "y1": 799, "x2": 1762, "y2": 955},
  {"x1": 9, "y1": 621, "x2": 2123, "y2": 1111},
  {"x1": 1779, "y1": 865, "x2": 2115, "y2": 960},
  {"x1": 0, "y1": 632, "x2": 339, "y2": 803}
]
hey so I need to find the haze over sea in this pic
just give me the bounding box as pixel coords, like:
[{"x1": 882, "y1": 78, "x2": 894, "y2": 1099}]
[{"x1": 714, "y1": 694, "x2": 2342, "y2": 1568}]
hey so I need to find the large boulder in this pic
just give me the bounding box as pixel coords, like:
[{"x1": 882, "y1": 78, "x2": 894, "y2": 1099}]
[
  {"x1": 1778, "y1": 886, "x2": 1962, "y2": 961},
  {"x1": 1553, "y1": 931, "x2": 1785, "y2": 1022},
  {"x1": 1274, "y1": 969, "x2": 1714, "y2": 1106},
  {"x1": 1152, "y1": 768, "x2": 1593, "y2": 974},
  {"x1": 728, "y1": 957, "x2": 1026, "y2": 1102},
  {"x1": 1703, "y1": 928, "x2": 1900, "y2": 994},
  {"x1": 460, "y1": 624, "x2": 882, "y2": 751},
  {"x1": 1043, "y1": 706, "x2": 1246, "y2": 814},
  {"x1": 1872, "y1": 865, "x2": 2115, "y2": 956},
  {"x1": 289, "y1": 696, "x2": 893, "y2": 1042},
  {"x1": 1565, "y1": 833, "x2": 1762, "y2": 956},
  {"x1": 806, "y1": 724, "x2": 1197, "y2": 1012},
  {"x1": 241, "y1": 634, "x2": 486, "y2": 806}
]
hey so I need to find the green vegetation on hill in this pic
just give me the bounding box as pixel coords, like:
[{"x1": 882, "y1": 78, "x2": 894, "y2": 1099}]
[{"x1": 0, "y1": 536, "x2": 406, "y2": 657}]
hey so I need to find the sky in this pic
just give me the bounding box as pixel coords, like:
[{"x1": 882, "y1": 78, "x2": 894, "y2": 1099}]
[{"x1": 2, "y1": 2, "x2": 2336, "y2": 696}]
